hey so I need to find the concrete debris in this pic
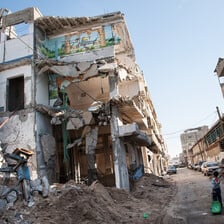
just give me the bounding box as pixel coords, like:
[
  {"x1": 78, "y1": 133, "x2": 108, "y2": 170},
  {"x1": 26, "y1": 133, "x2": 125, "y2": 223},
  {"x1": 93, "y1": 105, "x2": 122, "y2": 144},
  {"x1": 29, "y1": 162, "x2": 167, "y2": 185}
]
[
  {"x1": 88, "y1": 101, "x2": 103, "y2": 113},
  {"x1": 85, "y1": 127, "x2": 98, "y2": 154},
  {"x1": 6, "y1": 190, "x2": 17, "y2": 205},
  {"x1": 67, "y1": 111, "x2": 95, "y2": 130},
  {"x1": 66, "y1": 138, "x2": 82, "y2": 149},
  {"x1": 110, "y1": 95, "x2": 134, "y2": 105},
  {"x1": 0, "y1": 185, "x2": 11, "y2": 198},
  {"x1": 81, "y1": 126, "x2": 91, "y2": 138},
  {"x1": 36, "y1": 104, "x2": 88, "y2": 127},
  {"x1": 36, "y1": 101, "x2": 111, "y2": 129},
  {"x1": 51, "y1": 117, "x2": 62, "y2": 125},
  {"x1": 97, "y1": 62, "x2": 117, "y2": 73},
  {"x1": 30, "y1": 179, "x2": 42, "y2": 192},
  {"x1": 0, "y1": 199, "x2": 7, "y2": 215},
  {"x1": 116, "y1": 55, "x2": 141, "y2": 76},
  {"x1": 82, "y1": 111, "x2": 95, "y2": 125},
  {"x1": 36, "y1": 59, "x2": 117, "y2": 81},
  {"x1": 67, "y1": 117, "x2": 84, "y2": 130},
  {"x1": 41, "y1": 176, "x2": 49, "y2": 198},
  {"x1": 35, "y1": 104, "x2": 65, "y2": 117},
  {"x1": 0, "y1": 185, "x2": 18, "y2": 211},
  {"x1": 40, "y1": 134, "x2": 56, "y2": 164},
  {"x1": 0, "y1": 174, "x2": 176, "y2": 223},
  {"x1": 30, "y1": 176, "x2": 49, "y2": 198},
  {"x1": 0, "y1": 177, "x2": 50, "y2": 211},
  {"x1": 85, "y1": 127, "x2": 98, "y2": 185}
]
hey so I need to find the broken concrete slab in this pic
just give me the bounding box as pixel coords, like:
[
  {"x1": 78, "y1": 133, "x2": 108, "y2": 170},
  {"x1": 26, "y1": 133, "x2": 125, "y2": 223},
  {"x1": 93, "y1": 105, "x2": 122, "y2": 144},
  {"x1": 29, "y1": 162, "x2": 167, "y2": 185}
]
[
  {"x1": 0, "y1": 199, "x2": 7, "y2": 216},
  {"x1": 67, "y1": 117, "x2": 84, "y2": 130},
  {"x1": 6, "y1": 190, "x2": 17, "y2": 205}
]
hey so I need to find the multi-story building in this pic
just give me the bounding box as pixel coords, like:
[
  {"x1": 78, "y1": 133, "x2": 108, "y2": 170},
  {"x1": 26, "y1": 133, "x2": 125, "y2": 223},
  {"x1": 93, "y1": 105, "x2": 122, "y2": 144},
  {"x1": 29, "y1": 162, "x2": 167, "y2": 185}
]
[
  {"x1": 180, "y1": 126, "x2": 208, "y2": 164},
  {"x1": 185, "y1": 120, "x2": 224, "y2": 165},
  {"x1": 0, "y1": 7, "x2": 167, "y2": 190},
  {"x1": 181, "y1": 57, "x2": 224, "y2": 165}
]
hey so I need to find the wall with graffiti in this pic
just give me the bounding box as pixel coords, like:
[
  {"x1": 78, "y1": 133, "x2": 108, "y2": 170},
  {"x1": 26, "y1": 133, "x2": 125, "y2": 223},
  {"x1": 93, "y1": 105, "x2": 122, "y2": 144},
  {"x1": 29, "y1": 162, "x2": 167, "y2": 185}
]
[{"x1": 38, "y1": 25, "x2": 121, "y2": 59}]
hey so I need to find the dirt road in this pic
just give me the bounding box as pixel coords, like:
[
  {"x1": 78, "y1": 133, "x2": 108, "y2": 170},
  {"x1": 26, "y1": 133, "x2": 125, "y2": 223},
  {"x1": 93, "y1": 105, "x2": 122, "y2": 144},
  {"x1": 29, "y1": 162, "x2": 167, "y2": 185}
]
[{"x1": 159, "y1": 167, "x2": 224, "y2": 224}]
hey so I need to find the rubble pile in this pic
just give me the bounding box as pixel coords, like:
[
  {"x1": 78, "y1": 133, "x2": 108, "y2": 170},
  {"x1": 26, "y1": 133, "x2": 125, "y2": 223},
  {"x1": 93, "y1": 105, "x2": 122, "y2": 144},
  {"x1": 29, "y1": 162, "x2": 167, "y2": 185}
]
[{"x1": 0, "y1": 174, "x2": 176, "y2": 224}]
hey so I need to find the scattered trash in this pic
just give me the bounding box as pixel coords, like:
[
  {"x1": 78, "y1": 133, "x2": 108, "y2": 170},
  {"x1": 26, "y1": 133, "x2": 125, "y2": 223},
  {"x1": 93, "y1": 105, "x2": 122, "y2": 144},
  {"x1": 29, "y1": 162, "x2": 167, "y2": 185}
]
[
  {"x1": 143, "y1": 212, "x2": 149, "y2": 219},
  {"x1": 131, "y1": 165, "x2": 144, "y2": 181}
]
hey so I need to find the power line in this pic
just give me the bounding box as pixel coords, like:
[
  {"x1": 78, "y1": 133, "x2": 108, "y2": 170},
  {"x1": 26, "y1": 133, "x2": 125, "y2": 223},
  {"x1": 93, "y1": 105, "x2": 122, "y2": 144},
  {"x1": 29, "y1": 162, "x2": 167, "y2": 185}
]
[{"x1": 163, "y1": 110, "x2": 218, "y2": 136}]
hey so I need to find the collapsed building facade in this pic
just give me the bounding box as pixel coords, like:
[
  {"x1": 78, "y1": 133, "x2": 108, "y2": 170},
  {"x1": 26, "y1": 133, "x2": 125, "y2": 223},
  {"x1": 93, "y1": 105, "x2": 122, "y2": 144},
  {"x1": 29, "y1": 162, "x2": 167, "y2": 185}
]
[{"x1": 0, "y1": 7, "x2": 167, "y2": 190}]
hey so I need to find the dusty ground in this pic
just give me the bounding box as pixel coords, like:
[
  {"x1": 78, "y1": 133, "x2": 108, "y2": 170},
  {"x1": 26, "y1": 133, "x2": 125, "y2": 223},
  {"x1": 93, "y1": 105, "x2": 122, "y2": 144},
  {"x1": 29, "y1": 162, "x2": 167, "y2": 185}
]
[
  {"x1": 158, "y1": 168, "x2": 224, "y2": 224},
  {"x1": 0, "y1": 173, "x2": 177, "y2": 224}
]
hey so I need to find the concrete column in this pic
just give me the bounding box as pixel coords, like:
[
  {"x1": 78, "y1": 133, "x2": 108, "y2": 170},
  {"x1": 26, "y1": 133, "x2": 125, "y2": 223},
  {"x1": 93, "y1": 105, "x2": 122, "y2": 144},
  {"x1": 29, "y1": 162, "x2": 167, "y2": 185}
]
[
  {"x1": 127, "y1": 143, "x2": 137, "y2": 171},
  {"x1": 109, "y1": 75, "x2": 129, "y2": 190},
  {"x1": 85, "y1": 126, "x2": 98, "y2": 185}
]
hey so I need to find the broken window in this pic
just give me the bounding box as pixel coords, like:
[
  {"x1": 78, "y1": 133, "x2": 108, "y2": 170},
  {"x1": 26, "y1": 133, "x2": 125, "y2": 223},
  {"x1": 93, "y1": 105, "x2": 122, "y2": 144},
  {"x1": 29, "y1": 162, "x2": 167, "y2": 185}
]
[{"x1": 7, "y1": 76, "x2": 24, "y2": 112}]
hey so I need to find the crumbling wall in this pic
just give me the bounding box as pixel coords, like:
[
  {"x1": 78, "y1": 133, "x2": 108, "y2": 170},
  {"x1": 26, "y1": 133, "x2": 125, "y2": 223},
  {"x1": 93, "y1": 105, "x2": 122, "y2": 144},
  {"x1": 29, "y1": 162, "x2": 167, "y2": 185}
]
[
  {"x1": 32, "y1": 10, "x2": 167, "y2": 186},
  {"x1": 0, "y1": 111, "x2": 37, "y2": 178},
  {"x1": 118, "y1": 77, "x2": 141, "y2": 98},
  {"x1": 0, "y1": 8, "x2": 40, "y2": 63},
  {"x1": 113, "y1": 22, "x2": 135, "y2": 59},
  {"x1": 66, "y1": 76, "x2": 110, "y2": 111}
]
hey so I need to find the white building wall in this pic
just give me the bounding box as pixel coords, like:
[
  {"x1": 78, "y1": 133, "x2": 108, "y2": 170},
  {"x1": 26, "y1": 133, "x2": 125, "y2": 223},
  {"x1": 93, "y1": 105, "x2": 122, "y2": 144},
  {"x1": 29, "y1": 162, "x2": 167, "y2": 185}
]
[
  {"x1": 0, "y1": 34, "x2": 33, "y2": 63},
  {"x1": 0, "y1": 65, "x2": 32, "y2": 111},
  {"x1": 36, "y1": 73, "x2": 49, "y2": 105},
  {"x1": 0, "y1": 113, "x2": 35, "y2": 151}
]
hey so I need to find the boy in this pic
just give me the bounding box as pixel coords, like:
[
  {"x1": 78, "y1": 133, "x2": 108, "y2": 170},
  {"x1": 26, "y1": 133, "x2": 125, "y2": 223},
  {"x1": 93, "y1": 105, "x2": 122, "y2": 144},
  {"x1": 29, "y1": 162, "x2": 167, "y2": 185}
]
[{"x1": 211, "y1": 171, "x2": 223, "y2": 208}]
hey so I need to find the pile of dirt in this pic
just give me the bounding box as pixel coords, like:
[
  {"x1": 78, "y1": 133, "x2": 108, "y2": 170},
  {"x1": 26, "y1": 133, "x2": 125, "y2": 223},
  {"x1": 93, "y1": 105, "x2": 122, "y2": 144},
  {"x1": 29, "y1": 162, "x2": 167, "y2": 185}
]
[{"x1": 0, "y1": 174, "x2": 177, "y2": 224}]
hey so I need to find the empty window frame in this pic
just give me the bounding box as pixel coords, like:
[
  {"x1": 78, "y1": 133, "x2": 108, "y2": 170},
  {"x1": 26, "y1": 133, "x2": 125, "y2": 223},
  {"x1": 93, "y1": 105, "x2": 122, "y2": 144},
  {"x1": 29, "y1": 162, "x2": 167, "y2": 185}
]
[{"x1": 7, "y1": 76, "x2": 24, "y2": 111}]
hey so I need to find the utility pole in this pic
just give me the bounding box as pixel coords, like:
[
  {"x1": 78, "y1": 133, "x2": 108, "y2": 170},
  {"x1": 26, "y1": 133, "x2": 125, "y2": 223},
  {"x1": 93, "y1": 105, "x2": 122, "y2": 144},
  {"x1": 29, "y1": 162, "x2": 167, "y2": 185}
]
[{"x1": 216, "y1": 106, "x2": 222, "y2": 121}]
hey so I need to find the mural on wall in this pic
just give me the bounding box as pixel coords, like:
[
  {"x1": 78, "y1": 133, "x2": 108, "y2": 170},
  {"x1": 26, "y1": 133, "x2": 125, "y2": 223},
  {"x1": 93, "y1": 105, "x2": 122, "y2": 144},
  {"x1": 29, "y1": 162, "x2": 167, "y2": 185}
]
[{"x1": 38, "y1": 25, "x2": 121, "y2": 59}]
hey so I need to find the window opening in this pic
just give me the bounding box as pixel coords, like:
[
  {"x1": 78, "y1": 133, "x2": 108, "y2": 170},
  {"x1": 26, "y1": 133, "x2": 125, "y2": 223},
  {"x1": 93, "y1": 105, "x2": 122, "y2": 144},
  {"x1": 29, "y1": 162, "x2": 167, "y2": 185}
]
[{"x1": 8, "y1": 76, "x2": 24, "y2": 111}]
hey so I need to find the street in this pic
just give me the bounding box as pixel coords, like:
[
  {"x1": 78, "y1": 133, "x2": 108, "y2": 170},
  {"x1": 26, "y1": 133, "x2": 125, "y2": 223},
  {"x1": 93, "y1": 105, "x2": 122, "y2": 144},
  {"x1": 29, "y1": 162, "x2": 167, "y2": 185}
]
[{"x1": 158, "y1": 167, "x2": 224, "y2": 224}]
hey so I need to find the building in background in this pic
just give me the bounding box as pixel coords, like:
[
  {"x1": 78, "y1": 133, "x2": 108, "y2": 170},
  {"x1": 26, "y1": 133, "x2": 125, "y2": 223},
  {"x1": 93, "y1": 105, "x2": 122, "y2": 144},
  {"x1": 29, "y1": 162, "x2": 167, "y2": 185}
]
[
  {"x1": 180, "y1": 126, "x2": 208, "y2": 165},
  {"x1": 180, "y1": 58, "x2": 224, "y2": 166},
  {"x1": 0, "y1": 7, "x2": 167, "y2": 190}
]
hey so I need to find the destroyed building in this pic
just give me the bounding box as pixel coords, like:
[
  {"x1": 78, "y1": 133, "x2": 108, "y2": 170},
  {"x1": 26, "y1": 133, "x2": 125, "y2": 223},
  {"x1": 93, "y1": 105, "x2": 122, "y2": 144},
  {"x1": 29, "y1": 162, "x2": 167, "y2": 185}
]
[{"x1": 0, "y1": 7, "x2": 167, "y2": 190}]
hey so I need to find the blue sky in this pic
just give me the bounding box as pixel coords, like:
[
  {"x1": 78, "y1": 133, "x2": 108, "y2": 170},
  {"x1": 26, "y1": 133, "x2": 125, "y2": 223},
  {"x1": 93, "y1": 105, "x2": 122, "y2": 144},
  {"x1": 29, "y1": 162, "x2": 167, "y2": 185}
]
[{"x1": 2, "y1": 0, "x2": 224, "y2": 157}]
